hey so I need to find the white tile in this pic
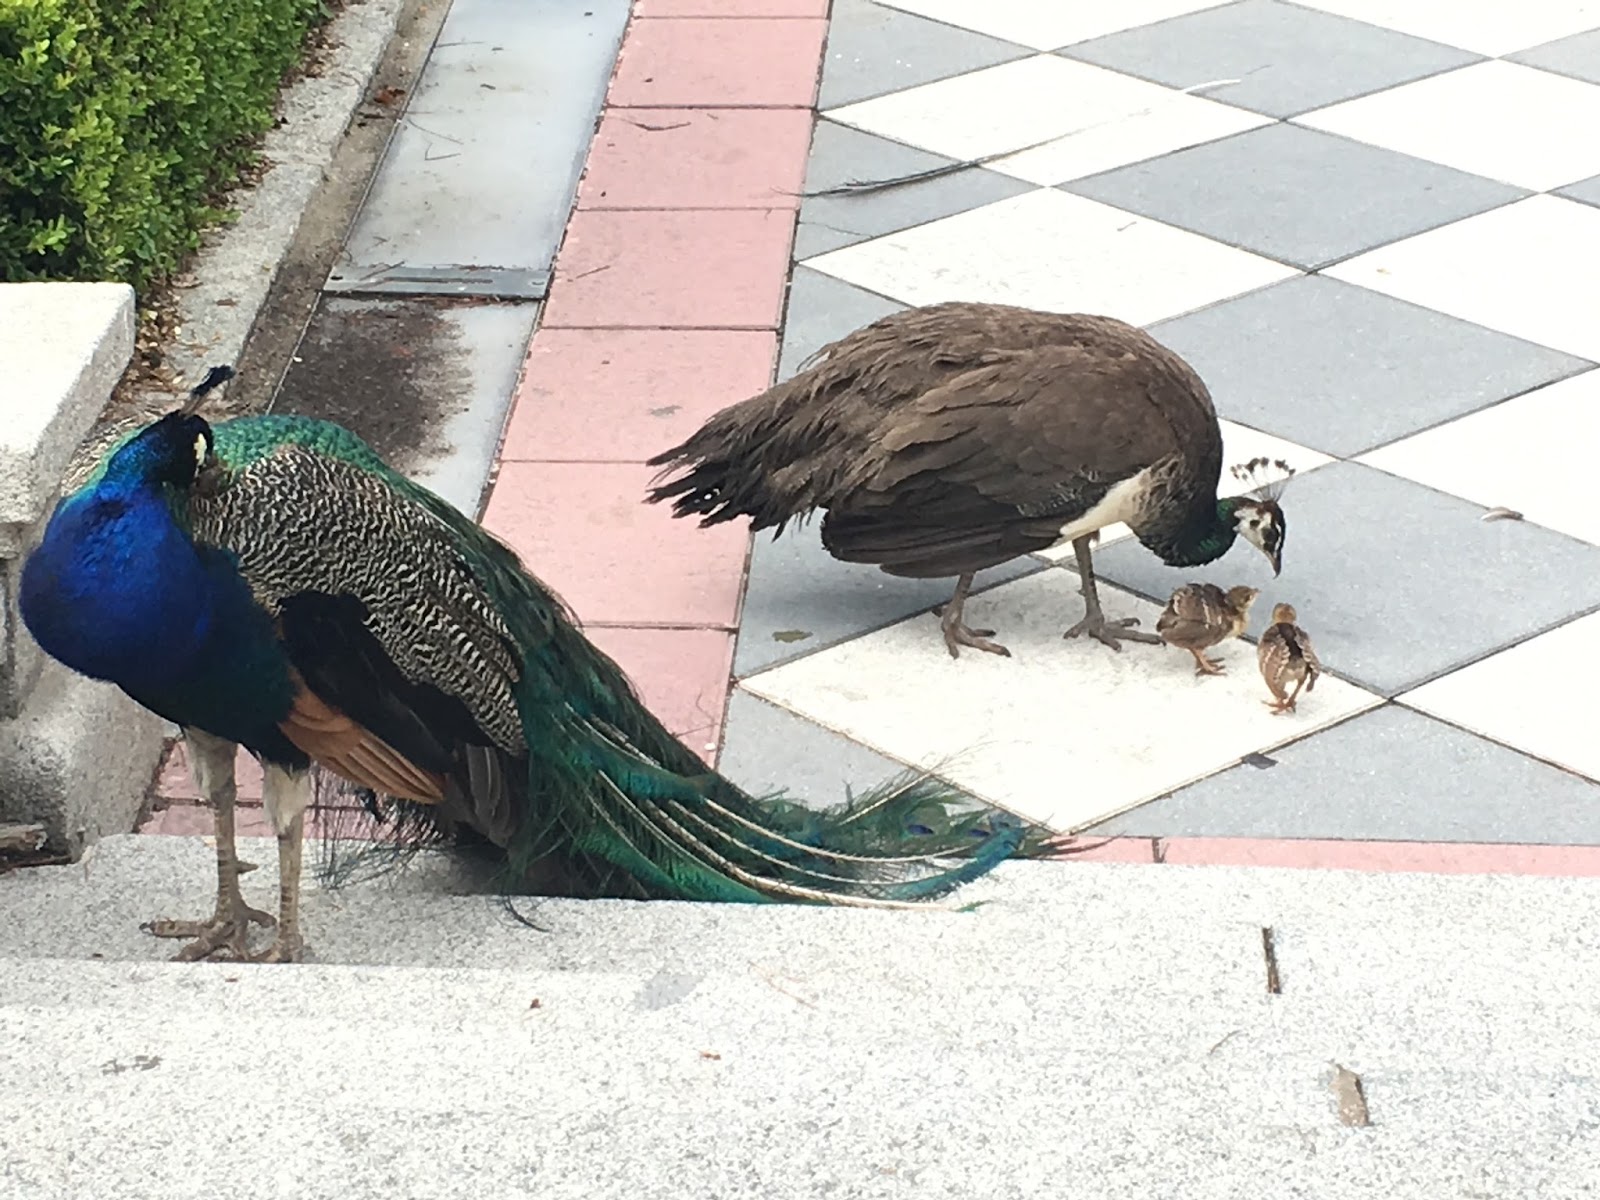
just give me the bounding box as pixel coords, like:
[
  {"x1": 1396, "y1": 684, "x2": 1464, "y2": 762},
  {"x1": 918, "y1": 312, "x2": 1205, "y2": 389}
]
[
  {"x1": 1401, "y1": 612, "x2": 1600, "y2": 784},
  {"x1": 1323, "y1": 195, "x2": 1600, "y2": 360},
  {"x1": 1295, "y1": 60, "x2": 1600, "y2": 191},
  {"x1": 1035, "y1": 419, "x2": 1334, "y2": 561},
  {"x1": 1359, "y1": 369, "x2": 1600, "y2": 546},
  {"x1": 824, "y1": 56, "x2": 1268, "y2": 187},
  {"x1": 1293, "y1": 0, "x2": 1600, "y2": 56},
  {"x1": 742, "y1": 573, "x2": 1383, "y2": 831},
  {"x1": 870, "y1": 0, "x2": 1235, "y2": 51},
  {"x1": 804, "y1": 189, "x2": 1301, "y2": 326}
]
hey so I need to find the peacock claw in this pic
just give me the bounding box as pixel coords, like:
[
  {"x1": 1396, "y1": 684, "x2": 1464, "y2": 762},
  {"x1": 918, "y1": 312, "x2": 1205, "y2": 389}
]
[
  {"x1": 143, "y1": 901, "x2": 275, "y2": 963},
  {"x1": 246, "y1": 933, "x2": 305, "y2": 964},
  {"x1": 943, "y1": 622, "x2": 1012, "y2": 659},
  {"x1": 1064, "y1": 613, "x2": 1162, "y2": 652}
]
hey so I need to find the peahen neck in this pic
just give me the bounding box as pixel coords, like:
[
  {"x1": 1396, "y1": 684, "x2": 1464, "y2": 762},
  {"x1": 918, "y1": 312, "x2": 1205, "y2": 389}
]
[
  {"x1": 1138, "y1": 496, "x2": 1240, "y2": 568},
  {"x1": 19, "y1": 453, "x2": 215, "y2": 693}
]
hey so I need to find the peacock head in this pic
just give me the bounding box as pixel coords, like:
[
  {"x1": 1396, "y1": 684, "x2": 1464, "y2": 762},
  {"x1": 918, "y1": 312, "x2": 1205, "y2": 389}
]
[
  {"x1": 104, "y1": 410, "x2": 215, "y2": 492},
  {"x1": 1224, "y1": 457, "x2": 1295, "y2": 576}
]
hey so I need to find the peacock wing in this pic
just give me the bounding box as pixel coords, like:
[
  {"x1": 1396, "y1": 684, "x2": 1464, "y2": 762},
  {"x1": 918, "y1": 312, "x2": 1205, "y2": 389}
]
[{"x1": 190, "y1": 432, "x2": 529, "y2": 830}]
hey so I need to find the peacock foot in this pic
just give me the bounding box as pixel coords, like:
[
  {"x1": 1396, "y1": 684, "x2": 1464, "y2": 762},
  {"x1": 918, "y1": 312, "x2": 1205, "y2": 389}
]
[
  {"x1": 142, "y1": 900, "x2": 275, "y2": 962},
  {"x1": 246, "y1": 931, "x2": 305, "y2": 964},
  {"x1": 942, "y1": 621, "x2": 1011, "y2": 659},
  {"x1": 1064, "y1": 612, "x2": 1163, "y2": 652}
]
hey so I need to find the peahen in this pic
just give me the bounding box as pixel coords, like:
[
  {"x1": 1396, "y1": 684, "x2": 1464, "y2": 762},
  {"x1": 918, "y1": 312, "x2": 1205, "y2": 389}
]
[
  {"x1": 19, "y1": 368, "x2": 1042, "y2": 963},
  {"x1": 645, "y1": 303, "x2": 1290, "y2": 659}
]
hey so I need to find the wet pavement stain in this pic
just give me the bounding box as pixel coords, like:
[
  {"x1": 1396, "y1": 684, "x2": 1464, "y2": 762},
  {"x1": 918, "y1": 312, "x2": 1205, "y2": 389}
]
[{"x1": 272, "y1": 296, "x2": 474, "y2": 473}]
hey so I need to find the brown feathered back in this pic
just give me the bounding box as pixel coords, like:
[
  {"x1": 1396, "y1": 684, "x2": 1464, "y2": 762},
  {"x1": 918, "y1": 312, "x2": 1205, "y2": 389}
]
[{"x1": 645, "y1": 303, "x2": 1222, "y2": 547}]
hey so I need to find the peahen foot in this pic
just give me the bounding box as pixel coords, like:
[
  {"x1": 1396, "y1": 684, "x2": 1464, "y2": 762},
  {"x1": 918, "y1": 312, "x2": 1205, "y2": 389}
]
[
  {"x1": 143, "y1": 897, "x2": 274, "y2": 962},
  {"x1": 1063, "y1": 536, "x2": 1163, "y2": 653},
  {"x1": 1064, "y1": 610, "x2": 1162, "y2": 652},
  {"x1": 935, "y1": 572, "x2": 1011, "y2": 659}
]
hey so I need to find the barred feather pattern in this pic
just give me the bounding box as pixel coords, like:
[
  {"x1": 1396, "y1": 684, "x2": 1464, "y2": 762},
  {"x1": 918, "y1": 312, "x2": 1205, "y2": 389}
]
[{"x1": 188, "y1": 444, "x2": 525, "y2": 753}]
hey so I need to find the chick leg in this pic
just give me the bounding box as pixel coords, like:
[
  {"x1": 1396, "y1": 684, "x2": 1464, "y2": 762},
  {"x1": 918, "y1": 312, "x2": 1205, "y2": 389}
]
[
  {"x1": 933, "y1": 572, "x2": 1011, "y2": 659},
  {"x1": 1063, "y1": 537, "x2": 1161, "y2": 651},
  {"x1": 1265, "y1": 673, "x2": 1306, "y2": 713},
  {"x1": 248, "y1": 764, "x2": 311, "y2": 963},
  {"x1": 143, "y1": 730, "x2": 274, "y2": 961},
  {"x1": 1188, "y1": 648, "x2": 1227, "y2": 676}
]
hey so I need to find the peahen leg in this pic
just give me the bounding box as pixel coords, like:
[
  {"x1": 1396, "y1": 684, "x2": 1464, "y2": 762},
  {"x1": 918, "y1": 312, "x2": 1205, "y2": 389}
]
[
  {"x1": 1063, "y1": 536, "x2": 1162, "y2": 651},
  {"x1": 249, "y1": 764, "x2": 312, "y2": 963},
  {"x1": 143, "y1": 729, "x2": 274, "y2": 961},
  {"x1": 932, "y1": 572, "x2": 1010, "y2": 659}
]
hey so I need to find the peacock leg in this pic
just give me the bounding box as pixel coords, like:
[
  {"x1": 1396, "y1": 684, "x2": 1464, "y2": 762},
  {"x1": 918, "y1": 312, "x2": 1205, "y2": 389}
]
[
  {"x1": 248, "y1": 764, "x2": 311, "y2": 963},
  {"x1": 934, "y1": 572, "x2": 1011, "y2": 659},
  {"x1": 143, "y1": 729, "x2": 275, "y2": 961},
  {"x1": 1063, "y1": 536, "x2": 1162, "y2": 651}
]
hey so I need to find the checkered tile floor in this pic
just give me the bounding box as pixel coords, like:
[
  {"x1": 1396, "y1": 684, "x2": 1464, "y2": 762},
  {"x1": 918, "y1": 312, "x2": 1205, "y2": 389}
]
[{"x1": 716, "y1": 0, "x2": 1600, "y2": 843}]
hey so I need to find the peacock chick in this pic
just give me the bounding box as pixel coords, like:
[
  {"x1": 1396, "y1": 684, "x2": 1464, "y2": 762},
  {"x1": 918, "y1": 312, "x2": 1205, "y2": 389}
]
[
  {"x1": 1156, "y1": 583, "x2": 1260, "y2": 676},
  {"x1": 1257, "y1": 602, "x2": 1322, "y2": 714},
  {"x1": 20, "y1": 368, "x2": 1044, "y2": 964},
  {"x1": 645, "y1": 302, "x2": 1291, "y2": 661}
]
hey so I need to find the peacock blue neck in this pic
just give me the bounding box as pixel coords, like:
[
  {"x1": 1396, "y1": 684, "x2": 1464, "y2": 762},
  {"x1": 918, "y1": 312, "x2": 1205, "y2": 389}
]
[{"x1": 19, "y1": 466, "x2": 215, "y2": 693}]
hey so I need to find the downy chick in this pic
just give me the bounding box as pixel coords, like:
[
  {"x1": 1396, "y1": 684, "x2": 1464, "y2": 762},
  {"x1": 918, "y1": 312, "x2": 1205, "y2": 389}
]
[
  {"x1": 1257, "y1": 602, "x2": 1321, "y2": 714},
  {"x1": 1156, "y1": 583, "x2": 1260, "y2": 676}
]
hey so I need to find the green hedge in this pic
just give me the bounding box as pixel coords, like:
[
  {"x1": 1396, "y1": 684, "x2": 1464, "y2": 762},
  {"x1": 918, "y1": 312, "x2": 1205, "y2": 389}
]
[{"x1": 0, "y1": 0, "x2": 325, "y2": 289}]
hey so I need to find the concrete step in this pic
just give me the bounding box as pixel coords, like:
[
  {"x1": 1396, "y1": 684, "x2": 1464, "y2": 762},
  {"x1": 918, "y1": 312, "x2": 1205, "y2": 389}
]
[{"x1": 4, "y1": 836, "x2": 1599, "y2": 1197}]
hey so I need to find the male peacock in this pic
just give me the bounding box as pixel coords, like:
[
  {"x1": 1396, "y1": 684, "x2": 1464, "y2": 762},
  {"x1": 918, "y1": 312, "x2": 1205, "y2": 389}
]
[
  {"x1": 20, "y1": 368, "x2": 1038, "y2": 963},
  {"x1": 645, "y1": 303, "x2": 1289, "y2": 659}
]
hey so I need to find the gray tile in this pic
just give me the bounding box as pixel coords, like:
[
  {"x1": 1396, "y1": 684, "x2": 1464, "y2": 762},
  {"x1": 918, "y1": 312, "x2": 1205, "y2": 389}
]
[
  {"x1": 777, "y1": 266, "x2": 904, "y2": 380},
  {"x1": 1064, "y1": 123, "x2": 1527, "y2": 270},
  {"x1": 819, "y1": 0, "x2": 1031, "y2": 109},
  {"x1": 733, "y1": 522, "x2": 1041, "y2": 676},
  {"x1": 1089, "y1": 705, "x2": 1600, "y2": 843},
  {"x1": 1508, "y1": 28, "x2": 1600, "y2": 86},
  {"x1": 1091, "y1": 461, "x2": 1600, "y2": 696},
  {"x1": 794, "y1": 121, "x2": 1035, "y2": 260},
  {"x1": 1149, "y1": 275, "x2": 1595, "y2": 457},
  {"x1": 1060, "y1": 0, "x2": 1480, "y2": 118},
  {"x1": 719, "y1": 690, "x2": 916, "y2": 809},
  {"x1": 1556, "y1": 174, "x2": 1600, "y2": 210},
  {"x1": 339, "y1": 0, "x2": 629, "y2": 279}
]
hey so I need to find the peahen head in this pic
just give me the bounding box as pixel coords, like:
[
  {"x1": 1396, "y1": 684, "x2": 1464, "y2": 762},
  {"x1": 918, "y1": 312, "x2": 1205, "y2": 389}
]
[
  {"x1": 20, "y1": 409, "x2": 221, "y2": 689},
  {"x1": 1221, "y1": 456, "x2": 1295, "y2": 576}
]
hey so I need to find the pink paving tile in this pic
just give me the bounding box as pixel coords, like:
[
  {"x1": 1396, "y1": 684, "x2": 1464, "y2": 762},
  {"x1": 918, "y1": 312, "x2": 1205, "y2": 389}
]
[
  {"x1": 633, "y1": 0, "x2": 829, "y2": 14},
  {"x1": 578, "y1": 108, "x2": 813, "y2": 210},
  {"x1": 154, "y1": 740, "x2": 263, "y2": 802},
  {"x1": 481, "y1": 461, "x2": 750, "y2": 627},
  {"x1": 1157, "y1": 837, "x2": 1600, "y2": 877},
  {"x1": 609, "y1": 18, "x2": 827, "y2": 108},
  {"x1": 501, "y1": 329, "x2": 776, "y2": 462},
  {"x1": 542, "y1": 208, "x2": 794, "y2": 329},
  {"x1": 587, "y1": 626, "x2": 736, "y2": 764},
  {"x1": 1044, "y1": 837, "x2": 1158, "y2": 864}
]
